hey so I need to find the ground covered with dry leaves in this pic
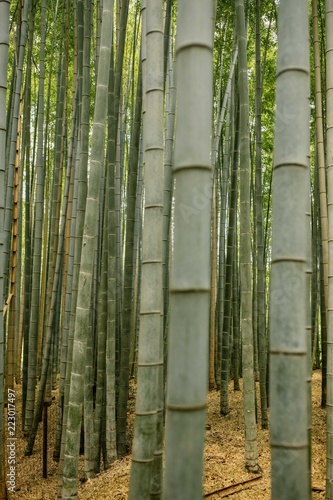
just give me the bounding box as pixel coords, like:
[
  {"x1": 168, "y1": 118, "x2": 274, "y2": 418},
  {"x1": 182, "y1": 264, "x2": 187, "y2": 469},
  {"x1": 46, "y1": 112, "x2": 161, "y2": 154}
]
[{"x1": 5, "y1": 371, "x2": 326, "y2": 499}]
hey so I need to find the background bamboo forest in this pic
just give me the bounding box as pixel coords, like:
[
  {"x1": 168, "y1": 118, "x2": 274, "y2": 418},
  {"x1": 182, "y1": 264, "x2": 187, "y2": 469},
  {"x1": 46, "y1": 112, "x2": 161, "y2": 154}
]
[{"x1": 0, "y1": 0, "x2": 332, "y2": 498}]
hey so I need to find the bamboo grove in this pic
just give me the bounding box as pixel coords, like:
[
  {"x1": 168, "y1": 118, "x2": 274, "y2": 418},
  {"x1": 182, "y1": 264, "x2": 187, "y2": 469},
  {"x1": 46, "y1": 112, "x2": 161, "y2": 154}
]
[{"x1": 0, "y1": 0, "x2": 332, "y2": 499}]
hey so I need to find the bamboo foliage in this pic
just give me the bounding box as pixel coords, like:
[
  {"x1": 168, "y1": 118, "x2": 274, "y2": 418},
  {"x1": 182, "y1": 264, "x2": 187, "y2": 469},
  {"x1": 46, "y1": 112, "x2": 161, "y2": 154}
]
[
  {"x1": 270, "y1": 0, "x2": 311, "y2": 497},
  {"x1": 163, "y1": 2, "x2": 214, "y2": 498}
]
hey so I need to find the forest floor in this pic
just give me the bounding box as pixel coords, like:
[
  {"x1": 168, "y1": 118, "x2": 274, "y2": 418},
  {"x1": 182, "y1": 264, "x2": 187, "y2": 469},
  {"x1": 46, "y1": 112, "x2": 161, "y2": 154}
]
[{"x1": 5, "y1": 370, "x2": 326, "y2": 499}]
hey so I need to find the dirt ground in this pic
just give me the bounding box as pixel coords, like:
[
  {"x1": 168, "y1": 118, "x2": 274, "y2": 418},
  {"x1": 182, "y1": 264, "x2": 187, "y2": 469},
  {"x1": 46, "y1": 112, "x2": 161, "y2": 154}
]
[{"x1": 5, "y1": 371, "x2": 326, "y2": 499}]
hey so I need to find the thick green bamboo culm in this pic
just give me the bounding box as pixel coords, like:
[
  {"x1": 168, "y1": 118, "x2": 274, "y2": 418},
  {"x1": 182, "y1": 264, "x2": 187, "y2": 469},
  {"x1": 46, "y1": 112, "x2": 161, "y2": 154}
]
[
  {"x1": 312, "y1": 0, "x2": 329, "y2": 320},
  {"x1": 53, "y1": 82, "x2": 78, "y2": 463},
  {"x1": 162, "y1": 41, "x2": 175, "y2": 347},
  {"x1": 24, "y1": 0, "x2": 47, "y2": 435},
  {"x1": 25, "y1": 141, "x2": 73, "y2": 456},
  {"x1": 220, "y1": 112, "x2": 238, "y2": 416},
  {"x1": 163, "y1": 2, "x2": 214, "y2": 499},
  {"x1": 58, "y1": 2, "x2": 91, "y2": 484},
  {"x1": 325, "y1": 0, "x2": 333, "y2": 498},
  {"x1": 269, "y1": 0, "x2": 311, "y2": 498},
  {"x1": 3, "y1": 0, "x2": 30, "y2": 309},
  {"x1": 21, "y1": 0, "x2": 36, "y2": 429},
  {"x1": 5, "y1": 2, "x2": 30, "y2": 395},
  {"x1": 120, "y1": 46, "x2": 143, "y2": 470},
  {"x1": 0, "y1": 1, "x2": 10, "y2": 497},
  {"x1": 104, "y1": 44, "x2": 118, "y2": 471},
  {"x1": 62, "y1": 0, "x2": 113, "y2": 495},
  {"x1": 56, "y1": 98, "x2": 82, "y2": 491},
  {"x1": 255, "y1": 0, "x2": 268, "y2": 431},
  {"x1": 128, "y1": 0, "x2": 164, "y2": 497},
  {"x1": 235, "y1": 0, "x2": 259, "y2": 472},
  {"x1": 114, "y1": 0, "x2": 132, "y2": 460},
  {"x1": 216, "y1": 84, "x2": 234, "y2": 390},
  {"x1": 93, "y1": 211, "x2": 108, "y2": 471}
]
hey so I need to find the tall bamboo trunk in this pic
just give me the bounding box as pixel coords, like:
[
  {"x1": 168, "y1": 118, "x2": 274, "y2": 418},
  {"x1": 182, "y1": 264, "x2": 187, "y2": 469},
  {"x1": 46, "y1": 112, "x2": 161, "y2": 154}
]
[
  {"x1": 0, "y1": 1, "x2": 10, "y2": 497},
  {"x1": 62, "y1": 0, "x2": 113, "y2": 495},
  {"x1": 270, "y1": 0, "x2": 311, "y2": 497},
  {"x1": 24, "y1": 0, "x2": 47, "y2": 435},
  {"x1": 325, "y1": 0, "x2": 333, "y2": 497},
  {"x1": 255, "y1": 0, "x2": 268, "y2": 430},
  {"x1": 220, "y1": 109, "x2": 239, "y2": 415},
  {"x1": 235, "y1": 0, "x2": 259, "y2": 472},
  {"x1": 128, "y1": 0, "x2": 164, "y2": 496},
  {"x1": 163, "y1": 2, "x2": 214, "y2": 499},
  {"x1": 3, "y1": 0, "x2": 30, "y2": 309},
  {"x1": 313, "y1": 0, "x2": 329, "y2": 320}
]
